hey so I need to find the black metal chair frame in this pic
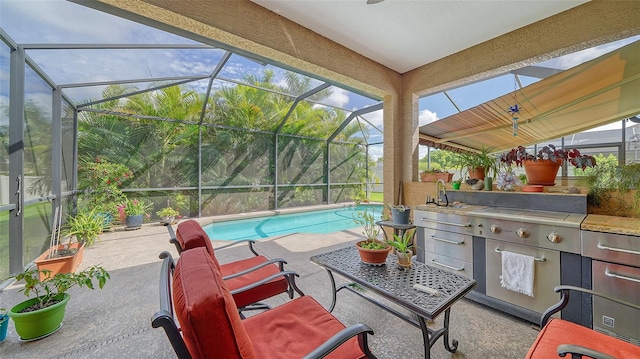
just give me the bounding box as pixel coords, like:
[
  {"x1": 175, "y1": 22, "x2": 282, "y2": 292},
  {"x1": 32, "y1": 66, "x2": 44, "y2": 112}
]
[
  {"x1": 151, "y1": 251, "x2": 378, "y2": 359},
  {"x1": 538, "y1": 285, "x2": 640, "y2": 359}
]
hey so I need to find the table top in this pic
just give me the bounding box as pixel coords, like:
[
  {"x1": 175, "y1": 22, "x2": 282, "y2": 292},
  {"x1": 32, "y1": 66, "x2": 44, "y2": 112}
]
[
  {"x1": 311, "y1": 246, "x2": 476, "y2": 320},
  {"x1": 375, "y1": 220, "x2": 416, "y2": 230}
]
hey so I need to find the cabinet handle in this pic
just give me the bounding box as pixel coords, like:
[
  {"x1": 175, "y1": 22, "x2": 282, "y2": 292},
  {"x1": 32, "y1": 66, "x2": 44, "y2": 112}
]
[
  {"x1": 597, "y1": 243, "x2": 640, "y2": 256},
  {"x1": 605, "y1": 269, "x2": 640, "y2": 283},
  {"x1": 431, "y1": 235, "x2": 464, "y2": 245},
  {"x1": 430, "y1": 259, "x2": 464, "y2": 271},
  {"x1": 421, "y1": 218, "x2": 471, "y2": 227}
]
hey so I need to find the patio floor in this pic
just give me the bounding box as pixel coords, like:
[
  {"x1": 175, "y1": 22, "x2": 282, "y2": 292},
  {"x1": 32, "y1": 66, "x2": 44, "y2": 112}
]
[{"x1": 0, "y1": 216, "x2": 541, "y2": 358}]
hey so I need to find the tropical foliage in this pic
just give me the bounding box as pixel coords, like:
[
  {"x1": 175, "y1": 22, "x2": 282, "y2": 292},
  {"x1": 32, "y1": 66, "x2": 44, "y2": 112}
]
[{"x1": 76, "y1": 70, "x2": 372, "y2": 216}]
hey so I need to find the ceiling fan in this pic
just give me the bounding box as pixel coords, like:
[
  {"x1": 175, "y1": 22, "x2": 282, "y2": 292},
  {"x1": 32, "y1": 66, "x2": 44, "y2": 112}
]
[
  {"x1": 629, "y1": 115, "x2": 640, "y2": 124},
  {"x1": 366, "y1": 0, "x2": 385, "y2": 4}
]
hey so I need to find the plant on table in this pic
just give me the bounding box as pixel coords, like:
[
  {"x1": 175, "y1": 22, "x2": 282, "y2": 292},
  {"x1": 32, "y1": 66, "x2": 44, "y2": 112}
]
[
  {"x1": 352, "y1": 207, "x2": 390, "y2": 264},
  {"x1": 8, "y1": 265, "x2": 110, "y2": 340},
  {"x1": 387, "y1": 228, "x2": 416, "y2": 267},
  {"x1": 352, "y1": 207, "x2": 382, "y2": 243}
]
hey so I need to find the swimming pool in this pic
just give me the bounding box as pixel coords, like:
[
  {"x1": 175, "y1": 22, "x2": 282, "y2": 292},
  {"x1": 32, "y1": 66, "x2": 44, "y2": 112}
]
[{"x1": 204, "y1": 205, "x2": 383, "y2": 241}]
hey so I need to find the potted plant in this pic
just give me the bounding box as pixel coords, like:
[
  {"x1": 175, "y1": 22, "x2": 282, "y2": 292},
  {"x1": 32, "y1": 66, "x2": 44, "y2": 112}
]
[
  {"x1": 77, "y1": 158, "x2": 131, "y2": 229},
  {"x1": 117, "y1": 197, "x2": 152, "y2": 229},
  {"x1": 35, "y1": 208, "x2": 87, "y2": 281},
  {"x1": 500, "y1": 144, "x2": 596, "y2": 185},
  {"x1": 386, "y1": 203, "x2": 411, "y2": 225},
  {"x1": 64, "y1": 208, "x2": 104, "y2": 246},
  {"x1": 8, "y1": 265, "x2": 110, "y2": 340},
  {"x1": 453, "y1": 147, "x2": 497, "y2": 181},
  {"x1": 420, "y1": 169, "x2": 453, "y2": 183},
  {"x1": 0, "y1": 308, "x2": 8, "y2": 342},
  {"x1": 352, "y1": 207, "x2": 390, "y2": 265},
  {"x1": 581, "y1": 162, "x2": 640, "y2": 217},
  {"x1": 387, "y1": 228, "x2": 416, "y2": 267},
  {"x1": 156, "y1": 207, "x2": 179, "y2": 224},
  {"x1": 451, "y1": 178, "x2": 462, "y2": 190}
]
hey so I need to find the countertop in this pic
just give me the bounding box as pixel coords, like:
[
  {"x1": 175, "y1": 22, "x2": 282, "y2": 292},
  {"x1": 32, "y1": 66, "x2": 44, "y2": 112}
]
[
  {"x1": 414, "y1": 204, "x2": 486, "y2": 216},
  {"x1": 581, "y1": 214, "x2": 640, "y2": 236}
]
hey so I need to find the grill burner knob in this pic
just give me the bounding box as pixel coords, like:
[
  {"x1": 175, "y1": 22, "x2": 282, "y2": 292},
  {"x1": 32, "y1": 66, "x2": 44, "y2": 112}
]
[
  {"x1": 547, "y1": 231, "x2": 562, "y2": 243},
  {"x1": 516, "y1": 228, "x2": 530, "y2": 238},
  {"x1": 490, "y1": 224, "x2": 501, "y2": 234}
]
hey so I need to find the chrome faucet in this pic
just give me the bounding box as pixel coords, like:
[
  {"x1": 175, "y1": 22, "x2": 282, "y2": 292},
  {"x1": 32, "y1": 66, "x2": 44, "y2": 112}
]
[
  {"x1": 425, "y1": 179, "x2": 449, "y2": 206},
  {"x1": 436, "y1": 179, "x2": 446, "y2": 205}
]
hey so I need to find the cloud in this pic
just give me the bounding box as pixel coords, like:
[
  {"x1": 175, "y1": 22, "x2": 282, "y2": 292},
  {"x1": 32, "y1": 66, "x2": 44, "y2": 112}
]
[{"x1": 419, "y1": 109, "x2": 439, "y2": 126}]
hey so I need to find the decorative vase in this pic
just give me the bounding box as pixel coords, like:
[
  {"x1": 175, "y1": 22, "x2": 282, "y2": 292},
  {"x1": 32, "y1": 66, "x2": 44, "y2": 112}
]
[
  {"x1": 484, "y1": 176, "x2": 493, "y2": 191},
  {"x1": 34, "y1": 242, "x2": 85, "y2": 281},
  {"x1": 125, "y1": 214, "x2": 144, "y2": 229},
  {"x1": 523, "y1": 159, "x2": 562, "y2": 186},
  {"x1": 391, "y1": 208, "x2": 411, "y2": 225},
  {"x1": 452, "y1": 182, "x2": 461, "y2": 190},
  {"x1": 356, "y1": 241, "x2": 390, "y2": 265},
  {"x1": 9, "y1": 293, "x2": 70, "y2": 340}
]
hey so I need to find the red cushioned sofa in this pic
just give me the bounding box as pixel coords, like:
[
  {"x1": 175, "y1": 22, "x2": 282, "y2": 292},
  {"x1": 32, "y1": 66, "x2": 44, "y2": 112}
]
[
  {"x1": 166, "y1": 220, "x2": 303, "y2": 312},
  {"x1": 152, "y1": 248, "x2": 377, "y2": 359},
  {"x1": 526, "y1": 285, "x2": 640, "y2": 359}
]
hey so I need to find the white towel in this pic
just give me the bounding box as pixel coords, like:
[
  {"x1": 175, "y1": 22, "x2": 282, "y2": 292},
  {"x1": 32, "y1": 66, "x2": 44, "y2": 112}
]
[{"x1": 499, "y1": 250, "x2": 535, "y2": 297}]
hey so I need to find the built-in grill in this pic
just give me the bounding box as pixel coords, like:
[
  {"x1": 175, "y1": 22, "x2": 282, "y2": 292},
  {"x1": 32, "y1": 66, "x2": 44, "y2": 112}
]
[{"x1": 466, "y1": 207, "x2": 586, "y2": 323}]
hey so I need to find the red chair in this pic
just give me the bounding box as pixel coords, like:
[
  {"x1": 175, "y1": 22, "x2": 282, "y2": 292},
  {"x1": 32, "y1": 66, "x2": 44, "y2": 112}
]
[
  {"x1": 152, "y1": 247, "x2": 377, "y2": 359},
  {"x1": 526, "y1": 285, "x2": 640, "y2": 359},
  {"x1": 166, "y1": 220, "x2": 303, "y2": 312}
]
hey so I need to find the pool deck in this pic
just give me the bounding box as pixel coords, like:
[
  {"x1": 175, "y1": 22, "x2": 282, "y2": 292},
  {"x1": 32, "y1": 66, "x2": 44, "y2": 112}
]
[{"x1": 0, "y1": 208, "x2": 540, "y2": 358}]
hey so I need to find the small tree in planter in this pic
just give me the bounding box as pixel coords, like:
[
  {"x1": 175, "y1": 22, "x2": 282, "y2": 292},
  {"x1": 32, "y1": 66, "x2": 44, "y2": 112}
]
[
  {"x1": 352, "y1": 207, "x2": 390, "y2": 265},
  {"x1": 8, "y1": 265, "x2": 110, "y2": 340},
  {"x1": 156, "y1": 207, "x2": 179, "y2": 224}
]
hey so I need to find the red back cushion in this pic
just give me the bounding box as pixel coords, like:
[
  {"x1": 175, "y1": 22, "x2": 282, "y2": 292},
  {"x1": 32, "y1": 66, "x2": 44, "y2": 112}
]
[
  {"x1": 173, "y1": 247, "x2": 256, "y2": 359},
  {"x1": 176, "y1": 220, "x2": 217, "y2": 259}
]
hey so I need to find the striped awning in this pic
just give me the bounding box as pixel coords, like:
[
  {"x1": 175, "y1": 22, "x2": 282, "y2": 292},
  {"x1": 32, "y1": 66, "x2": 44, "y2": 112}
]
[{"x1": 419, "y1": 39, "x2": 640, "y2": 153}]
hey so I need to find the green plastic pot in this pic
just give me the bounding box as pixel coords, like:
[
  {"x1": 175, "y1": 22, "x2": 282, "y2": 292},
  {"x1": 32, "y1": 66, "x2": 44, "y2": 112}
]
[{"x1": 8, "y1": 293, "x2": 70, "y2": 340}]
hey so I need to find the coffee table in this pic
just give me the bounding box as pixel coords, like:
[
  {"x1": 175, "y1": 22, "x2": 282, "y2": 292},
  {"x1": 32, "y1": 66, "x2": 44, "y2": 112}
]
[{"x1": 310, "y1": 246, "x2": 476, "y2": 359}]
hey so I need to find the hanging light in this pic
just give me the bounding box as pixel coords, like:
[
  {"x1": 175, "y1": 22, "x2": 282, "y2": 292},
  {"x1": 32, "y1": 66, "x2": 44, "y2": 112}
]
[{"x1": 507, "y1": 75, "x2": 523, "y2": 137}]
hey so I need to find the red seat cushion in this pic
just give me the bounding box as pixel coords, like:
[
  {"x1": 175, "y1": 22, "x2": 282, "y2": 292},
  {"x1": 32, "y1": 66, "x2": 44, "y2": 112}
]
[
  {"x1": 221, "y1": 256, "x2": 290, "y2": 308},
  {"x1": 526, "y1": 318, "x2": 640, "y2": 358},
  {"x1": 243, "y1": 296, "x2": 366, "y2": 359},
  {"x1": 173, "y1": 247, "x2": 257, "y2": 359}
]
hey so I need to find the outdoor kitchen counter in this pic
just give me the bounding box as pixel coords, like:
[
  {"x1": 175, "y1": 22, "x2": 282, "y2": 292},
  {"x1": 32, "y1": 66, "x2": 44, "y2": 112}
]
[
  {"x1": 581, "y1": 214, "x2": 640, "y2": 236},
  {"x1": 414, "y1": 204, "x2": 486, "y2": 216}
]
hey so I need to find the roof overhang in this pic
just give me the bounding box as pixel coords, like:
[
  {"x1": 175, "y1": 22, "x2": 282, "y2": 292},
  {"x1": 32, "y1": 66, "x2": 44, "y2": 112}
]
[{"x1": 419, "y1": 39, "x2": 640, "y2": 153}]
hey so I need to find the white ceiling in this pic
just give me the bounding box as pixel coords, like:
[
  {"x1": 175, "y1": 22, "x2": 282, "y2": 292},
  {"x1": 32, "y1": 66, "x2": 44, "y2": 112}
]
[{"x1": 250, "y1": 0, "x2": 588, "y2": 74}]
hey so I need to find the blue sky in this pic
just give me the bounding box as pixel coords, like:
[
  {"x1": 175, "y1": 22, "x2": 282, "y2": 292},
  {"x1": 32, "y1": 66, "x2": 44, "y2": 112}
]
[{"x1": 1, "y1": 0, "x2": 638, "y2": 161}]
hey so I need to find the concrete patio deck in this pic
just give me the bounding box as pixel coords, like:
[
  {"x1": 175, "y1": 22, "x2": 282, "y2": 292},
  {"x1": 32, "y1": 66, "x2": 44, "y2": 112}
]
[{"x1": 0, "y1": 217, "x2": 540, "y2": 358}]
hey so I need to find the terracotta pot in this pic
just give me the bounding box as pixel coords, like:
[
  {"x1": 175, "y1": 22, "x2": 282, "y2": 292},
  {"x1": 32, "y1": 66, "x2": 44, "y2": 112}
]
[
  {"x1": 467, "y1": 166, "x2": 485, "y2": 180},
  {"x1": 523, "y1": 159, "x2": 562, "y2": 186},
  {"x1": 34, "y1": 242, "x2": 85, "y2": 281},
  {"x1": 356, "y1": 241, "x2": 391, "y2": 265},
  {"x1": 420, "y1": 172, "x2": 453, "y2": 182}
]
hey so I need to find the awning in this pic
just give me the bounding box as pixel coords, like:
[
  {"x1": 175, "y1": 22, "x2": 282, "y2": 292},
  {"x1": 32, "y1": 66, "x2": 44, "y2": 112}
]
[{"x1": 419, "y1": 39, "x2": 640, "y2": 153}]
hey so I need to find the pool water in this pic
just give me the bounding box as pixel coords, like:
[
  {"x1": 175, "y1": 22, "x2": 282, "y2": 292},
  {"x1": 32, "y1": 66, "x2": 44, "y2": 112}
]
[{"x1": 204, "y1": 205, "x2": 383, "y2": 241}]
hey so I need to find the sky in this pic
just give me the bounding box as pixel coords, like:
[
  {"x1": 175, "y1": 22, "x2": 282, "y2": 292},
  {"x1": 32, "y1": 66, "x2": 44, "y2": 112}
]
[{"x1": 1, "y1": 0, "x2": 638, "y2": 161}]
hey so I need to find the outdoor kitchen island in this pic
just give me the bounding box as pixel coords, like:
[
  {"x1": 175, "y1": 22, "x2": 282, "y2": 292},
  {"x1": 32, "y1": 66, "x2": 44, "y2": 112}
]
[{"x1": 413, "y1": 189, "x2": 589, "y2": 325}]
